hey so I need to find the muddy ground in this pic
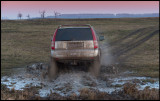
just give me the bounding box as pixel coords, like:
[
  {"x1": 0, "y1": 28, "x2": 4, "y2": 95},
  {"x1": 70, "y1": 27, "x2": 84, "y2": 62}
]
[{"x1": 1, "y1": 62, "x2": 159, "y2": 100}]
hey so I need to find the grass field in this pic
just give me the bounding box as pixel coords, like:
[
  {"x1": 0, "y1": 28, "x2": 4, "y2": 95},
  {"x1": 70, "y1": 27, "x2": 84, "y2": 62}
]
[{"x1": 1, "y1": 17, "x2": 159, "y2": 77}]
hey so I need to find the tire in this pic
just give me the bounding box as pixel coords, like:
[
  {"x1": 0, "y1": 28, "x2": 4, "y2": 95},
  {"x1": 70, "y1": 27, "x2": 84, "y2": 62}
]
[
  {"x1": 48, "y1": 57, "x2": 58, "y2": 80},
  {"x1": 89, "y1": 54, "x2": 101, "y2": 77}
]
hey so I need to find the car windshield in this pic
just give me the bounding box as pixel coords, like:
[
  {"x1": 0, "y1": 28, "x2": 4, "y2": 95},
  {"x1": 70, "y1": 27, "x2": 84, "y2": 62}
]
[{"x1": 55, "y1": 28, "x2": 93, "y2": 41}]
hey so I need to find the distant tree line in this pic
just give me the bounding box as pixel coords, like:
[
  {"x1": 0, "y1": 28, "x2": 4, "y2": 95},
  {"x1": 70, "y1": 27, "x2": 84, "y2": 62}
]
[{"x1": 17, "y1": 10, "x2": 61, "y2": 20}]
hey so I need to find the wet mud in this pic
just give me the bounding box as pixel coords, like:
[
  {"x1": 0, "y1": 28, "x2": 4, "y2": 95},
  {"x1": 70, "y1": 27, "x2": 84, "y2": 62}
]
[{"x1": 1, "y1": 62, "x2": 159, "y2": 99}]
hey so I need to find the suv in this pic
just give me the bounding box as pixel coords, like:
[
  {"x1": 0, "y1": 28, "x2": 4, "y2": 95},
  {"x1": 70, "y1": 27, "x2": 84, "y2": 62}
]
[{"x1": 49, "y1": 24, "x2": 104, "y2": 78}]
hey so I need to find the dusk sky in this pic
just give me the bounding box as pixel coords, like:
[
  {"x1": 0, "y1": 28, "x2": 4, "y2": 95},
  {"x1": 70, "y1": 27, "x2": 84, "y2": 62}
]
[{"x1": 1, "y1": 1, "x2": 159, "y2": 19}]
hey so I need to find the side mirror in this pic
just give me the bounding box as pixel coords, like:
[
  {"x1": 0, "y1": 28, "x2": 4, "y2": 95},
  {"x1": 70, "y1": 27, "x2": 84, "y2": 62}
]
[{"x1": 99, "y1": 36, "x2": 105, "y2": 41}]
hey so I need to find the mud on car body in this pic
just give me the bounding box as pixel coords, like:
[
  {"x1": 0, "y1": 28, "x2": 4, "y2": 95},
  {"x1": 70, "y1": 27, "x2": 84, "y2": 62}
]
[{"x1": 49, "y1": 24, "x2": 104, "y2": 78}]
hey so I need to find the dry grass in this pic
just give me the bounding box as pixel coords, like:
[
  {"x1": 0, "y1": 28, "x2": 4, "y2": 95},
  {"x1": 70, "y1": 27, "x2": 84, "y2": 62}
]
[
  {"x1": 123, "y1": 83, "x2": 159, "y2": 100},
  {"x1": 1, "y1": 84, "x2": 41, "y2": 100},
  {"x1": 79, "y1": 88, "x2": 97, "y2": 100},
  {"x1": 1, "y1": 83, "x2": 159, "y2": 100}
]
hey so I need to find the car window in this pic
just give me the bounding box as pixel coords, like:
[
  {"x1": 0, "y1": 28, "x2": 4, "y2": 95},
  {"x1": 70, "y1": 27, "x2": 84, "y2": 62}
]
[{"x1": 55, "y1": 28, "x2": 93, "y2": 41}]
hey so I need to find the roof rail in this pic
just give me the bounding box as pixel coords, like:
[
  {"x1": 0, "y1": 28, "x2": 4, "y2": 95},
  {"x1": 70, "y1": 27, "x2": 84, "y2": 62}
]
[{"x1": 58, "y1": 24, "x2": 92, "y2": 28}]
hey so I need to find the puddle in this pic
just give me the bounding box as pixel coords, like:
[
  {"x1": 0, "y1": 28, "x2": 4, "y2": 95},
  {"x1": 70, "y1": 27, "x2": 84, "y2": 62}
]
[{"x1": 1, "y1": 63, "x2": 159, "y2": 97}]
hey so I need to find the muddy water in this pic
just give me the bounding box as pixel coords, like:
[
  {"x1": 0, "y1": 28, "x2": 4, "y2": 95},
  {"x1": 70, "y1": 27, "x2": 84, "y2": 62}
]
[{"x1": 1, "y1": 63, "x2": 159, "y2": 97}]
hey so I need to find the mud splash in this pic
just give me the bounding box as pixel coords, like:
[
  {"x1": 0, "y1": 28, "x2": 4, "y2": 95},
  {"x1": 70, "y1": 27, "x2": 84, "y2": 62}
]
[
  {"x1": 1, "y1": 63, "x2": 159, "y2": 97},
  {"x1": 100, "y1": 42, "x2": 115, "y2": 66}
]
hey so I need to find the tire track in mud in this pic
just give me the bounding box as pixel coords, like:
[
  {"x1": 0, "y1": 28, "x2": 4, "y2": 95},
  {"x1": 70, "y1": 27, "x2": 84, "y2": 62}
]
[
  {"x1": 113, "y1": 29, "x2": 159, "y2": 57},
  {"x1": 100, "y1": 27, "x2": 159, "y2": 66},
  {"x1": 109, "y1": 27, "x2": 146, "y2": 46}
]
